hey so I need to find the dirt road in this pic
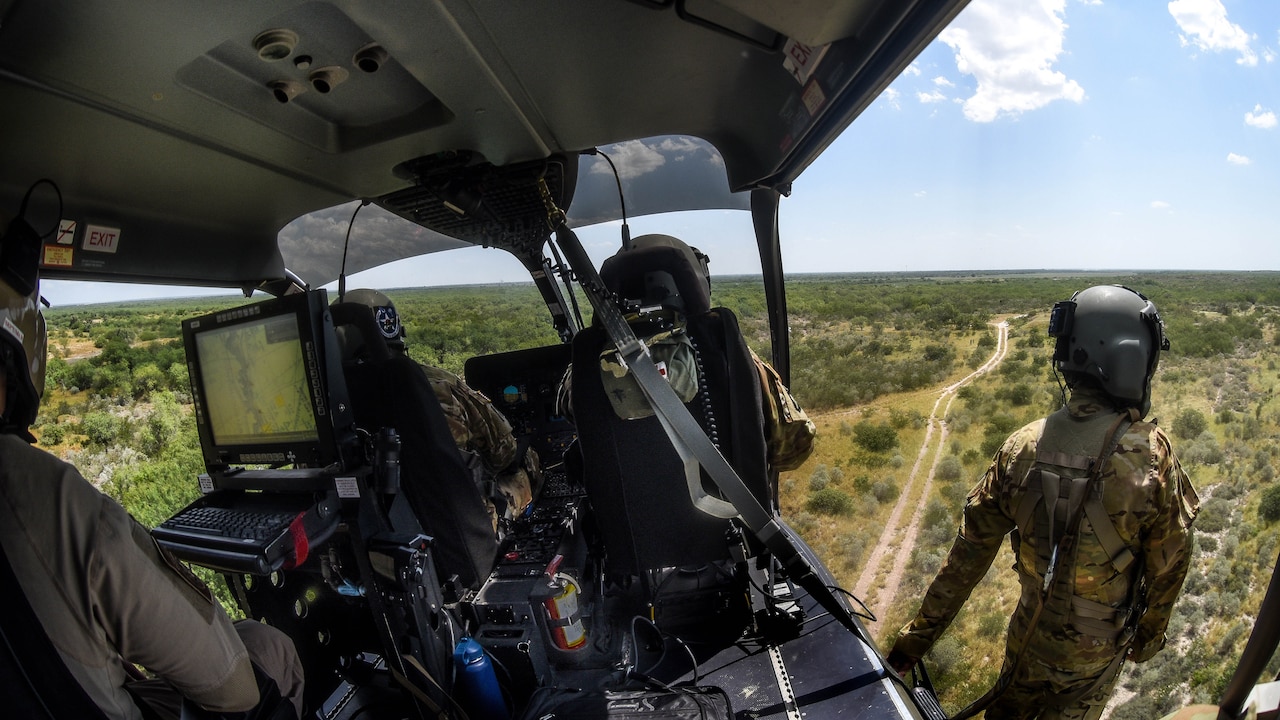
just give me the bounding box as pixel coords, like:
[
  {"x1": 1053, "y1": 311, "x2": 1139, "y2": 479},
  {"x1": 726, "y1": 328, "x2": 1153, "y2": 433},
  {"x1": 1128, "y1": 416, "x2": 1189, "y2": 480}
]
[{"x1": 852, "y1": 320, "x2": 1011, "y2": 632}]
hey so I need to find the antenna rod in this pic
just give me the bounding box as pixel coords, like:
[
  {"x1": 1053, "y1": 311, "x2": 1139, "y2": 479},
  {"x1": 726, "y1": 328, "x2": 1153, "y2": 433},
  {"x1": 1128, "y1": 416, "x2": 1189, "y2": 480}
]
[{"x1": 338, "y1": 200, "x2": 370, "y2": 302}]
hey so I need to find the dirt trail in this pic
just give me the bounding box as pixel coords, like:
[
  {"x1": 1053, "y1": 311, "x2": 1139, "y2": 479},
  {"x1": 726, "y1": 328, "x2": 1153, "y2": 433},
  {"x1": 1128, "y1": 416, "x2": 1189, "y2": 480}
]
[{"x1": 853, "y1": 320, "x2": 1011, "y2": 632}]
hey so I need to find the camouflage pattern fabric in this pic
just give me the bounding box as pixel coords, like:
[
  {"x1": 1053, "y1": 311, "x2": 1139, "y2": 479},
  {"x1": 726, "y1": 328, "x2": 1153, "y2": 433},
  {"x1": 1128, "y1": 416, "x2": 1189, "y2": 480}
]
[
  {"x1": 418, "y1": 364, "x2": 542, "y2": 530},
  {"x1": 981, "y1": 644, "x2": 1121, "y2": 720},
  {"x1": 892, "y1": 387, "x2": 1199, "y2": 712},
  {"x1": 598, "y1": 326, "x2": 699, "y2": 420},
  {"x1": 749, "y1": 348, "x2": 816, "y2": 471}
]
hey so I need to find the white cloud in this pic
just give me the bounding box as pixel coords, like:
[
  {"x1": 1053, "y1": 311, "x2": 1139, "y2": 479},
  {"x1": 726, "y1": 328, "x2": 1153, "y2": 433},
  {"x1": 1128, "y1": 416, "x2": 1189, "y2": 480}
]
[
  {"x1": 1265, "y1": 48, "x2": 1277, "y2": 64},
  {"x1": 905, "y1": 62, "x2": 922, "y2": 76},
  {"x1": 1226, "y1": 152, "x2": 1251, "y2": 165},
  {"x1": 938, "y1": 0, "x2": 1085, "y2": 122},
  {"x1": 1245, "y1": 104, "x2": 1277, "y2": 129},
  {"x1": 593, "y1": 139, "x2": 666, "y2": 179},
  {"x1": 914, "y1": 190, "x2": 928, "y2": 198},
  {"x1": 1168, "y1": 0, "x2": 1258, "y2": 66},
  {"x1": 881, "y1": 87, "x2": 902, "y2": 109},
  {"x1": 1150, "y1": 200, "x2": 1171, "y2": 209},
  {"x1": 917, "y1": 90, "x2": 948, "y2": 104},
  {"x1": 933, "y1": 76, "x2": 955, "y2": 88}
]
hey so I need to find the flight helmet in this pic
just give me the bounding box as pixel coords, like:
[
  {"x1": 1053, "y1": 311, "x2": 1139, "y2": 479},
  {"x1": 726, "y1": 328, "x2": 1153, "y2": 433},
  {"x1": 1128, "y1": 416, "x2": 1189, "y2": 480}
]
[
  {"x1": 343, "y1": 288, "x2": 405, "y2": 350},
  {"x1": 0, "y1": 214, "x2": 47, "y2": 433},
  {"x1": 1049, "y1": 284, "x2": 1169, "y2": 416},
  {"x1": 599, "y1": 234, "x2": 712, "y2": 317}
]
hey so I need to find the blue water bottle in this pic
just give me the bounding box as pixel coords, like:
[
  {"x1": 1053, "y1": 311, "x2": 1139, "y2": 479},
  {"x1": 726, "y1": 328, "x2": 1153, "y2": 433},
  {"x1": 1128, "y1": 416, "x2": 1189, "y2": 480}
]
[{"x1": 453, "y1": 637, "x2": 508, "y2": 719}]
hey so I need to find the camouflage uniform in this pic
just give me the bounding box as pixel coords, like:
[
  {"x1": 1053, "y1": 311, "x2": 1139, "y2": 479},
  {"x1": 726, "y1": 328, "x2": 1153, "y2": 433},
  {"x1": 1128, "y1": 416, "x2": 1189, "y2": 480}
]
[
  {"x1": 892, "y1": 388, "x2": 1199, "y2": 719},
  {"x1": 418, "y1": 363, "x2": 541, "y2": 531}
]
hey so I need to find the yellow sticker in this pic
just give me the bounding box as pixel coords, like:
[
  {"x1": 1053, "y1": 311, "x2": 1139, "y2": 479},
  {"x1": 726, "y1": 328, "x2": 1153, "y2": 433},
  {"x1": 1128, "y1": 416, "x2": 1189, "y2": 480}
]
[{"x1": 43, "y1": 245, "x2": 74, "y2": 268}]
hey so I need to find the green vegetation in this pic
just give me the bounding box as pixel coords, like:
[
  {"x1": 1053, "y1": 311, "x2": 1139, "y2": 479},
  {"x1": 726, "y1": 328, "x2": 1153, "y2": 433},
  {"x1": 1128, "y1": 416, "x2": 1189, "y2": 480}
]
[{"x1": 36, "y1": 270, "x2": 1280, "y2": 718}]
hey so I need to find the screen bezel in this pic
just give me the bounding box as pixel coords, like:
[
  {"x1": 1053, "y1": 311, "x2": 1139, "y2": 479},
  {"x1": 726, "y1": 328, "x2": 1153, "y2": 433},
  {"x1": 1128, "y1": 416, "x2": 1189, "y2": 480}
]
[{"x1": 183, "y1": 289, "x2": 355, "y2": 473}]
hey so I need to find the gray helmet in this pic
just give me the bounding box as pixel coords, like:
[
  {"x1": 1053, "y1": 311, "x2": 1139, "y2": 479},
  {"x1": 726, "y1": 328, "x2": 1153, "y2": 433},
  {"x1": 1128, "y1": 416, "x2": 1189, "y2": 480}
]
[
  {"x1": 1049, "y1": 285, "x2": 1169, "y2": 416},
  {"x1": 0, "y1": 213, "x2": 47, "y2": 433},
  {"x1": 599, "y1": 234, "x2": 712, "y2": 316},
  {"x1": 342, "y1": 288, "x2": 404, "y2": 350}
]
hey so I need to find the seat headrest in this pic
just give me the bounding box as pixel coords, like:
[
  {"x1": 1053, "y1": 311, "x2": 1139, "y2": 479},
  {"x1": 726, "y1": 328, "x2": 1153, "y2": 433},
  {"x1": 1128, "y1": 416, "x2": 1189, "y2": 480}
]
[
  {"x1": 599, "y1": 234, "x2": 711, "y2": 316},
  {"x1": 330, "y1": 302, "x2": 393, "y2": 366}
]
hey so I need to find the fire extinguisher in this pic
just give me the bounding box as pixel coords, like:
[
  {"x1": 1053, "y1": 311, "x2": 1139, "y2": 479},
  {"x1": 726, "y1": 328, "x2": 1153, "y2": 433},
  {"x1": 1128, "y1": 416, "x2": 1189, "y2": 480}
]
[{"x1": 542, "y1": 555, "x2": 586, "y2": 650}]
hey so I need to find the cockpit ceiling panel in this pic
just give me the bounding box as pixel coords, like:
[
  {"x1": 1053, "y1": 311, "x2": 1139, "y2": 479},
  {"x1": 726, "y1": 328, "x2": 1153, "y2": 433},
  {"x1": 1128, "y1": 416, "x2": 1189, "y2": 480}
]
[{"x1": 1, "y1": 0, "x2": 969, "y2": 289}]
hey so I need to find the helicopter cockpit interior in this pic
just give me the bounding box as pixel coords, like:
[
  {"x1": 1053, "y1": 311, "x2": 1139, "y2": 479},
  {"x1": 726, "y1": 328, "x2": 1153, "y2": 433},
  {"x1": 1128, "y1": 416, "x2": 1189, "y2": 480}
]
[{"x1": 0, "y1": 0, "x2": 984, "y2": 718}]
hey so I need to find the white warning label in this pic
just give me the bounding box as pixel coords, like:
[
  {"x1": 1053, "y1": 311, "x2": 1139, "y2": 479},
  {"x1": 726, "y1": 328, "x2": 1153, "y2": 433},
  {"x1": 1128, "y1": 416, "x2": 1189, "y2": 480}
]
[{"x1": 83, "y1": 224, "x2": 121, "y2": 254}]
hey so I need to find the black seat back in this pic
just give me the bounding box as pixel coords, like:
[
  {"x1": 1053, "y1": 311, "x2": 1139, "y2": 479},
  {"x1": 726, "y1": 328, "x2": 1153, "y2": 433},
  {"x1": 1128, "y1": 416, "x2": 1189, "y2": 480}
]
[
  {"x1": 572, "y1": 311, "x2": 770, "y2": 579},
  {"x1": 332, "y1": 304, "x2": 497, "y2": 589},
  {"x1": 0, "y1": 541, "x2": 112, "y2": 720}
]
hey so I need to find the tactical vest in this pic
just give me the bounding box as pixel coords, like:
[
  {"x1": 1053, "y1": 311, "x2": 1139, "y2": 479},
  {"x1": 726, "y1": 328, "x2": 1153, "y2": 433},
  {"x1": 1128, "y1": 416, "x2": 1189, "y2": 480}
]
[{"x1": 1010, "y1": 408, "x2": 1141, "y2": 641}]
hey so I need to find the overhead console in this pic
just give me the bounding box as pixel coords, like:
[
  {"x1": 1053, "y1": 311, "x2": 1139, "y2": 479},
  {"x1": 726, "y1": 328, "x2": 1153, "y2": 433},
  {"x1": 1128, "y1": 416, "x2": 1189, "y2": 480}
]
[{"x1": 378, "y1": 152, "x2": 576, "y2": 258}]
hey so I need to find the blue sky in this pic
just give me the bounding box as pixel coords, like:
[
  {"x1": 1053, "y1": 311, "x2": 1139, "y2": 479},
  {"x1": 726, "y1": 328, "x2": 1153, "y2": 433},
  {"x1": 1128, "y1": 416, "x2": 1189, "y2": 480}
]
[{"x1": 43, "y1": 0, "x2": 1279, "y2": 306}]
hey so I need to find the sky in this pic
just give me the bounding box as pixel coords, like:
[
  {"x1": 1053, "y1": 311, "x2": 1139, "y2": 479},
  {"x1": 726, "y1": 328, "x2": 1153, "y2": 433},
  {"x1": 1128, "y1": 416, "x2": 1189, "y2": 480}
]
[{"x1": 42, "y1": 0, "x2": 1280, "y2": 306}]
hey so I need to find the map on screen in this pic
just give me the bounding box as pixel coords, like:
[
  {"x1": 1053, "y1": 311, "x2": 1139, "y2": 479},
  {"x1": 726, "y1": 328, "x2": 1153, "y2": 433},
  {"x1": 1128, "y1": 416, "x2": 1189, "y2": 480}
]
[{"x1": 195, "y1": 313, "x2": 318, "y2": 446}]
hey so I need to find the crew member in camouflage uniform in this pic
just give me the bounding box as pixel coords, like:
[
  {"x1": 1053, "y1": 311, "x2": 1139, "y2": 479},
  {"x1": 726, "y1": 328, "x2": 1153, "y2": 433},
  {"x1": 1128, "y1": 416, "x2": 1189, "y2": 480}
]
[
  {"x1": 889, "y1": 285, "x2": 1199, "y2": 720},
  {"x1": 342, "y1": 289, "x2": 540, "y2": 532}
]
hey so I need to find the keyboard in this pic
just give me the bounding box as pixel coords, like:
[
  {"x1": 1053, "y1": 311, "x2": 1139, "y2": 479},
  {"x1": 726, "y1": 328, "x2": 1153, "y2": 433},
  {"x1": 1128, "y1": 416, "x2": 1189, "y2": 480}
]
[
  {"x1": 154, "y1": 491, "x2": 340, "y2": 575},
  {"x1": 161, "y1": 506, "x2": 298, "y2": 541}
]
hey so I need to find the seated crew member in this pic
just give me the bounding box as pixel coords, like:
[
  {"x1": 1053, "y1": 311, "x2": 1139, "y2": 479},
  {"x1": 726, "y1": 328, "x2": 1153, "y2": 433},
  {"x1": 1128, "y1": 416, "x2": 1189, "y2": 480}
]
[
  {"x1": 342, "y1": 289, "x2": 542, "y2": 532},
  {"x1": 0, "y1": 220, "x2": 304, "y2": 719}
]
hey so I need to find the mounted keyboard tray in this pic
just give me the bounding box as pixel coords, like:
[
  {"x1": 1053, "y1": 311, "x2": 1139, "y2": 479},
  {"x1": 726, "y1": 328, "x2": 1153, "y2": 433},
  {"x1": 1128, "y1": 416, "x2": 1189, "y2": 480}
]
[{"x1": 154, "y1": 489, "x2": 340, "y2": 575}]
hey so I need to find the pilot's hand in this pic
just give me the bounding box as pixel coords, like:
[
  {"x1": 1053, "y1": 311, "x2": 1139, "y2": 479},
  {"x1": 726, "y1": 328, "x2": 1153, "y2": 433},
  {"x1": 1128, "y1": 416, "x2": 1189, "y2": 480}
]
[{"x1": 886, "y1": 648, "x2": 918, "y2": 677}]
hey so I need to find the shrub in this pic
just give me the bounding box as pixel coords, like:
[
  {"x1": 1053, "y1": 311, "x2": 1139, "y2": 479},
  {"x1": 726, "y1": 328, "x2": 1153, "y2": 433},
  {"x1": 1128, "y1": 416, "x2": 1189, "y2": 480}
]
[
  {"x1": 935, "y1": 455, "x2": 963, "y2": 482},
  {"x1": 1172, "y1": 408, "x2": 1207, "y2": 440},
  {"x1": 977, "y1": 611, "x2": 1007, "y2": 638},
  {"x1": 852, "y1": 421, "x2": 899, "y2": 453},
  {"x1": 1260, "y1": 485, "x2": 1280, "y2": 523},
  {"x1": 37, "y1": 422, "x2": 67, "y2": 446},
  {"x1": 871, "y1": 479, "x2": 898, "y2": 504},
  {"x1": 81, "y1": 411, "x2": 122, "y2": 447},
  {"x1": 1196, "y1": 497, "x2": 1231, "y2": 533},
  {"x1": 806, "y1": 487, "x2": 854, "y2": 516},
  {"x1": 1007, "y1": 384, "x2": 1033, "y2": 406},
  {"x1": 808, "y1": 465, "x2": 830, "y2": 492}
]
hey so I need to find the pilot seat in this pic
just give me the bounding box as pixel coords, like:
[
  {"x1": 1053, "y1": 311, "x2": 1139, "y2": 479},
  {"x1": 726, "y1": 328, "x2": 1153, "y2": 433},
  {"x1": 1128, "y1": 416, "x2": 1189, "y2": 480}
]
[{"x1": 570, "y1": 234, "x2": 771, "y2": 629}]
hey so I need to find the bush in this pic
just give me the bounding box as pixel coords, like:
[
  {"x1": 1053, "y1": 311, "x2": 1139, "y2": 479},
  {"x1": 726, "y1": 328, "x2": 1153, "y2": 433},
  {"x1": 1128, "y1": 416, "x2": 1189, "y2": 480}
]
[
  {"x1": 1196, "y1": 497, "x2": 1231, "y2": 533},
  {"x1": 935, "y1": 455, "x2": 963, "y2": 482},
  {"x1": 81, "y1": 411, "x2": 122, "y2": 447},
  {"x1": 37, "y1": 422, "x2": 67, "y2": 446},
  {"x1": 1007, "y1": 383, "x2": 1033, "y2": 406},
  {"x1": 853, "y1": 421, "x2": 899, "y2": 453},
  {"x1": 808, "y1": 465, "x2": 830, "y2": 492},
  {"x1": 1260, "y1": 485, "x2": 1280, "y2": 523},
  {"x1": 806, "y1": 487, "x2": 854, "y2": 516},
  {"x1": 871, "y1": 479, "x2": 899, "y2": 504},
  {"x1": 1172, "y1": 409, "x2": 1207, "y2": 440}
]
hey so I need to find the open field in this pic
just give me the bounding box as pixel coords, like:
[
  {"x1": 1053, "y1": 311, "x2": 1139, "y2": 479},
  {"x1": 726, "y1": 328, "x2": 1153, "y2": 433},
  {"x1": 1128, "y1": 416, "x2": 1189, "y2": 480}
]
[{"x1": 38, "y1": 270, "x2": 1280, "y2": 718}]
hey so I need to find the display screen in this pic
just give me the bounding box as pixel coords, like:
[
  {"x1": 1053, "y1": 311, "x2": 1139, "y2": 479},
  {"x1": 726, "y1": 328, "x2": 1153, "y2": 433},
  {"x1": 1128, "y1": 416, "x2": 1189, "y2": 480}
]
[{"x1": 193, "y1": 312, "x2": 319, "y2": 447}]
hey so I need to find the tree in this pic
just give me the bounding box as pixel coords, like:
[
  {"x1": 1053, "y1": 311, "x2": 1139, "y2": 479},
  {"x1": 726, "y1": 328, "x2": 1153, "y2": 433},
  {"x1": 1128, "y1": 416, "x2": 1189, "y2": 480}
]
[
  {"x1": 1260, "y1": 485, "x2": 1280, "y2": 524},
  {"x1": 853, "y1": 421, "x2": 899, "y2": 453},
  {"x1": 1172, "y1": 408, "x2": 1207, "y2": 441}
]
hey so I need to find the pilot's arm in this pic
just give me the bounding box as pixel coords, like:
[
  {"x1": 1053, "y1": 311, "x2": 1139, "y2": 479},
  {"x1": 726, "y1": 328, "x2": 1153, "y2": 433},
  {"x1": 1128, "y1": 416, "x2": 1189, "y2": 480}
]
[
  {"x1": 890, "y1": 429, "x2": 1028, "y2": 670},
  {"x1": 1130, "y1": 427, "x2": 1198, "y2": 663},
  {"x1": 92, "y1": 491, "x2": 260, "y2": 712}
]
